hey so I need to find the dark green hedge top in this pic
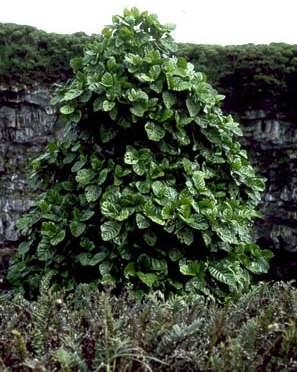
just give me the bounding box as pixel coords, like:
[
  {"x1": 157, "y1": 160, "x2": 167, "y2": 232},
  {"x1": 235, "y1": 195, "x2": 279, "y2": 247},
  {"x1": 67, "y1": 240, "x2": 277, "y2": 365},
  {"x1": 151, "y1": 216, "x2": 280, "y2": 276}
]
[
  {"x1": 178, "y1": 43, "x2": 297, "y2": 117},
  {"x1": 0, "y1": 23, "x2": 94, "y2": 86},
  {"x1": 1, "y1": 23, "x2": 297, "y2": 116}
]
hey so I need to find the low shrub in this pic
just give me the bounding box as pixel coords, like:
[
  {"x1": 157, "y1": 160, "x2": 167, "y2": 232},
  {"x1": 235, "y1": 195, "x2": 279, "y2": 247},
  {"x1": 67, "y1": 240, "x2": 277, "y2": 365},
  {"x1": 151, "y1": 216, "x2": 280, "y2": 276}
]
[{"x1": 0, "y1": 281, "x2": 296, "y2": 371}]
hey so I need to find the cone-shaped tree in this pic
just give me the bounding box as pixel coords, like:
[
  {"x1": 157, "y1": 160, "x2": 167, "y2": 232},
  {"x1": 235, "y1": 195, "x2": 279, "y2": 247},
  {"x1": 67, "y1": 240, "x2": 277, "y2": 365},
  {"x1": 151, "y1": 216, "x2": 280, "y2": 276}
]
[{"x1": 8, "y1": 8, "x2": 272, "y2": 297}]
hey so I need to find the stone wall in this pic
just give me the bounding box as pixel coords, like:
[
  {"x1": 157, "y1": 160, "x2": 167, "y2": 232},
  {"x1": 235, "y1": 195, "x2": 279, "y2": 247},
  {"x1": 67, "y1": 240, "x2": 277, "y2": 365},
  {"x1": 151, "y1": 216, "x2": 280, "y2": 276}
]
[
  {"x1": 0, "y1": 84, "x2": 296, "y2": 282},
  {"x1": 0, "y1": 84, "x2": 58, "y2": 282},
  {"x1": 241, "y1": 109, "x2": 297, "y2": 279}
]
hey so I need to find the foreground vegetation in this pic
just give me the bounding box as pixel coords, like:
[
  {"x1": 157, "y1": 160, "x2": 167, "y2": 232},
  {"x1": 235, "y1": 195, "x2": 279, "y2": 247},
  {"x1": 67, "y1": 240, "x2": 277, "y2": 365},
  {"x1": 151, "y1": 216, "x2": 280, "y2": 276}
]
[{"x1": 0, "y1": 281, "x2": 296, "y2": 371}]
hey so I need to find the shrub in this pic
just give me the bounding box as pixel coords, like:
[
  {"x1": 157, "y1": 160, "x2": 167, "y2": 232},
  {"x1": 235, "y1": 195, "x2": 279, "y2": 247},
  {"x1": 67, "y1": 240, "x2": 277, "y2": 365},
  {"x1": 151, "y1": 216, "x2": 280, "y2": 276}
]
[
  {"x1": 0, "y1": 281, "x2": 297, "y2": 371},
  {"x1": 7, "y1": 8, "x2": 272, "y2": 298}
]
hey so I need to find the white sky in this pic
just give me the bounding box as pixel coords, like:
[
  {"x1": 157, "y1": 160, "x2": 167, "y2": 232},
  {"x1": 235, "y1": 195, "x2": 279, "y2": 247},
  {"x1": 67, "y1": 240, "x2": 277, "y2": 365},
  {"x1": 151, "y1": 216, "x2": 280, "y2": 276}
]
[{"x1": 1, "y1": 0, "x2": 297, "y2": 45}]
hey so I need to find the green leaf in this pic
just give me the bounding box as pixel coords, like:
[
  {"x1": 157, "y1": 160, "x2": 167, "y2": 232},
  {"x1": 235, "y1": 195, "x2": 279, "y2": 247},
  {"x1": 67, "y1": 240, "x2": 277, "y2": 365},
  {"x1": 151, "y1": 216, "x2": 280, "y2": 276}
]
[
  {"x1": 100, "y1": 72, "x2": 113, "y2": 87},
  {"x1": 175, "y1": 128, "x2": 190, "y2": 145},
  {"x1": 70, "y1": 221, "x2": 86, "y2": 238},
  {"x1": 37, "y1": 239, "x2": 53, "y2": 261},
  {"x1": 71, "y1": 159, "x2": 87, "y2": 173},
  {"x1": 152, "y1": 181, "x2": 177, "y2": 201},
  {"x1": 63, "y1": 89, "x2": 83, "y2": 101},
  {"x1": 124, "y1": 262, "x2": 136, "y2": 278},
  {"x1": 80, "y1": 238, "x2": 95, "y2": 250},
  {"x1": 130, "y1": 103, "x2": 147, "y2": 117},
  {"x1": 63, "y1": 153, "x2": 77, "y2": 165},
  {"x1": 247, "y1": 258, "x2": 270, "y2": 274},
  {"x1": 168, "y1": 248, "x2": 183, "y2": 262},
  {"x1": 101, "y1": 201, "x2": 131, "y2": 221},
  {"x1": 125, "y1": 53, "x2": 142, "y2": 66},
  {"x1": 70, "y1": 56, "x2": 82, "y2": 71},
  {"x1": 192, "y1": 171, "x2": 206, "y2": 191},
  {"x1": 143, "y1": 200, "x2": 165, "y2": 226},
  {"x1": 150, "y1": 79, "x2": 163, "y2": 93},
  {"x1": 208, "y1": 262, "x2": 240, "y2": 290},
  {"x1": 124, "y1": 146, "x2": 138, "y2": 165},
  {"x1": 145, "y1": 122, "x2": 165, "y2": 142},
  {"x1": 103, "y1": 100, "x2": 116, "y2": 111},
  {"x1": 179, "y1": 260, "x2": 202, "y2": 276},
  {"x1": 149, "y1": 65, "x2": 161, "y2": 80},
  {"x1": 97, "y1": 168, "x2": 109, "y2": 185},
  {"x1": 110, "y1": 107, "x2": 117, "y2": 121},
  {"x1": 80, "y1": 210, "x2": 95, "y2": 221},
  {"x1": 99, "y1": 262, "x2": 113, "y2": 280},
  {"x1": 77, "y1": 251, "x2": 108, "y2": 266},
  {"x1": 137, "y1": 272, "x2": 158, "y2": 287},
  {"x1": 99, "y1": 125, "x2": 117, "y2": 143},
  {"x1": 101, "y1": 221, "x2": 121, "y2": 241},
  {"x1": 179, "y1": 214, "x2": 208, "y2": 231},
  {"x1": 160, "y1": 37, "x2": 177, "y2": 52},
  {"x1": 60, "y1": 105, "x2": 75, "y2": 115},
  {"x1": 85, "y1": 185, "x2": 102, "y2": 203},
  {"x1": 16, "y1": 214, "x2": 39, "y2": 234},
  {"x1": 77, "y1": 253, "x2": 92, "y2": 266},
  {"x1": 176, "y1": 227, "x2": 194, "y2": 246},
  {"x1": 136, "y1": 180, "x2": 151, "y2": 194},
  {"x1": 136, "y1": 214, "x2": 150, "y2": 229},
  {"x1": 182, "y1": 158, "x2": 193, "y2": 175},
  {"x1": 115, "y1": 165, "x2": 131, "y2": 178},
  {"x1": 50, "y1": 230, "x2": 66, "y2": 246},
  {"x1": 93, "y1": 97, "x2": 103, "y2": 112},
  {"x1": 41, "y1": 222, "x2": 66, "y2": 246},
  {"x1": 162, "y1": 91, "x2": 176, "y2": 109},
  {"x1": 166, "y1": 75, "x2": 191, "y2": 91},
  {"x1": 75, "y1": 169, "x2": 96, "y2": 186},
  {"x1": 213, "y1": 225, "x2": 238, "y2": 244},
  {"x1": 18, "y1": 241, "x2": 31, "y2": 257},
  {"x1": 186, "y1": 97, "x2": 200, "y2": 117},
  {"x1": 127, "y1": 88, "x2": 148, "y2": 102},
  {"x1": 151, "y1": 258, "x2": 167, "y2": 272},
  {"x1": 79, "y1": 90, "x2": 92, "y2": 103},
  {"x1": 135, "y1": 73, "x2": 154, "y2": 82},
  {"x1": 143, "y1": 231, "x2": 157, "y2": 247}
]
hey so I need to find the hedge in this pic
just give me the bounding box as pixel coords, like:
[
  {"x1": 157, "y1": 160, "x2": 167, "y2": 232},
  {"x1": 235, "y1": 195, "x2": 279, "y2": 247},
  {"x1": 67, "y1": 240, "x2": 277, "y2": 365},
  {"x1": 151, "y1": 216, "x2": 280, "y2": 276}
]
[{"x1": 1, "y1": 23, "x2": 297, "y2": 117}]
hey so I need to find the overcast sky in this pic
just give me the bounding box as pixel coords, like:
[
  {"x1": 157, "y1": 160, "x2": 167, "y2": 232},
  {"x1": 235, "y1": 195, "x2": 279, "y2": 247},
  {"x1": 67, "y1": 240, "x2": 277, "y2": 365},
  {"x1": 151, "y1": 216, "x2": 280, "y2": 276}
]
[{"x1": 1, "y1": 0, "x2": 297, "y2": 45}]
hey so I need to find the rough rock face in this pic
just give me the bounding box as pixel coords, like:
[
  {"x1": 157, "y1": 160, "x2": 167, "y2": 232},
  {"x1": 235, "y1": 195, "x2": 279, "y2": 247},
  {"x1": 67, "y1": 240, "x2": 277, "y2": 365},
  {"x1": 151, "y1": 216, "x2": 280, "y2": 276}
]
[
  {"x1": 0, "y1": 84, "x2": 59, "y2": 281},
  {"x1": 241, "y1": 109, "x2": 297, "y2": 279},
  {"x1": 0, "y1": 85, "x2": 296, "y2": 281}
]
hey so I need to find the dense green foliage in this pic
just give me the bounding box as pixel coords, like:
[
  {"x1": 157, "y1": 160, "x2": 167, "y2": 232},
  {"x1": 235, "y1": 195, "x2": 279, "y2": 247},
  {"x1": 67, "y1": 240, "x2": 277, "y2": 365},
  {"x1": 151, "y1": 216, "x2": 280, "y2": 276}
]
[
  {"x1": 1, "y1": 281, "x2": 297, "y2": 371},
  {"x1": 1, "y1": 22, "x2": 297, "y2": 117},
  {"x1": 178, "y1": 43, "x2": 297, "y2": 118},
  {"x1": 0, "y1": 23, "x2": 93, "y2": 86},
  {"x1": 7, "y1": 8, "x2": 271, "y2": 297}
]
